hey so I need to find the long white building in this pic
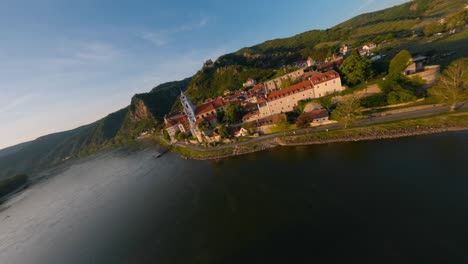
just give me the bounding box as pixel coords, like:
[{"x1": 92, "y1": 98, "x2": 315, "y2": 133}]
[{"x1": 258, "y1": 70, "x2": 343, "y2": 117}]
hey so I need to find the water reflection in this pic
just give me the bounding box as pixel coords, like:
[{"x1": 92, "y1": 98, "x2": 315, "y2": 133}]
[{"x1": 0, "y1": 132, "x2": 467, "y2": 264}]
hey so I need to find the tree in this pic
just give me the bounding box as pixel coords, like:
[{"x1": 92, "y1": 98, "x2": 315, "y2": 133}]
[
  {"x1": 315, "y1": 95, "x2": 336, "y2": 111},
  {"x1": 175, "y1": 131, "x2": 187, "y2": 141},
  {"x1": 296, "y1": 99, "x2": 311, "y2": 114},
  {"x1": 163, "y1": 129, "x2": 170, "y2": 141},
  {"x1": 387, "y1": 88, "x2": 417, "y2": 105},
  {"x1": 216, "y1": 124, "x2": 230, "y2": 138},
  {"x1": 242, "y1": 122, "x2": 256, "y2": 134},
  {"x1": 424, "y1": 22, "x2": 444, "y2": 36},
  {"x1": 224, "y1": 104, "x2": 246, "y2": 123},
  {"x1": 389, "y1": 50, "x2": 412, "y2": 77},
  {"x1": 296, "y1": 115, "x2": 311, "y2": 129},
  {"x1": 197, "y1": 120, "x2": 210, "y2": 132},
  {"x1": 429, "y1": 58, "x2": 468, "y2": 111},
  {"x1": 272, "y1": 116, "x2": 290, "y2": 134},
  {"x1": 339, "y1": 50, "x2": 372, "y2": 86},
  {"x1": 331, "y1": 96, "x2": 362, "y2": 128}
]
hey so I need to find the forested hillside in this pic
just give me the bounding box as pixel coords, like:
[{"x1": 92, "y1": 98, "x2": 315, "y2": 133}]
[{"x1": 183, "y1": 0, "x2": 467, "y2": 105}]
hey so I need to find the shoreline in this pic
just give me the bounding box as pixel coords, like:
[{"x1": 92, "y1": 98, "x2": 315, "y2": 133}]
[
  {"x1": 158, "y1": 111, "x2": 468, "y2": 161},
  {"x1": 176, "y1": 127, "x2": 468, "y2": 161}
]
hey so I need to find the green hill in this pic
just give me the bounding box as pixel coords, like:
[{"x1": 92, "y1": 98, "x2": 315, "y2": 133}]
[
  {"x1": 182, "y1": 0, "x2": 466, "y2": 106},
  {"x1": 0, "y1": 0, "x2": 466, "y2": 178}
]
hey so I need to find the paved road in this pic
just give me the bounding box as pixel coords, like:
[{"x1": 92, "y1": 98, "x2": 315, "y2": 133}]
[{"x1": 176, "y1": 103, "x2": 467, "y2": 152}]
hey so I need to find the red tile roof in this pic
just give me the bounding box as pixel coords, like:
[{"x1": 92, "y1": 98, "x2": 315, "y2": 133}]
[
  {"x1": 257, "y1": 97, "x2": 267, "y2": 104},
  {"x1": 255, "y1": 113, "x2": 286, "y2": 127},
  {"x1": 195, "y1": 102, "x2": 216, "y2": 116},
  {"x1": 299, "y1": 109, "x2": 328, "y2": 120},
  {"x1": 318, "y1": 59, "x2": 343, "y2": 70},
  {"x1": 165, "y1": 113, "x2": 189, "y2": 128},
  {"x1": 267, "y1": 81, "x2": 313, "y2": 102},
  {"x1": 307, "y1": 70, "x2": 340, "y2": 85},
  {"x1": 242, "y1": 112, "x2": 259, "y2": 121},
  {"x1": 253, "y1": 83, "x2": 265, "y2": 90},
  {"x1": 301, "y1": 71, "x2": 321, "y2": 81},
  {"x1": 213, "y1": 97, "x2": 225, "y2": 108}
]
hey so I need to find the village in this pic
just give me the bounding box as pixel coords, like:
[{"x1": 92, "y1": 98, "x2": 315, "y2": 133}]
[{"x1": 162, "y1": 41, "x2": 442, "y2": 146}]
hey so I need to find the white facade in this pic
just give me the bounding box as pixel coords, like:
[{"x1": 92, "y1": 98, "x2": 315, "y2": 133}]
[{"x1": 259, "y1": 70, "x2": 344, "y2": 117}]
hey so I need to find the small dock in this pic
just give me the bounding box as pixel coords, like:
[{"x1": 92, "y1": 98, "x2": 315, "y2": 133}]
[{"x1": 153, "y1": 144, "x2": 172, "y2": 158}]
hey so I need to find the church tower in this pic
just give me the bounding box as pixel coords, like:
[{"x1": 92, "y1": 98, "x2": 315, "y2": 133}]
[{"x1": 180, "y1": 91, "x2": 203, "y2": 142}]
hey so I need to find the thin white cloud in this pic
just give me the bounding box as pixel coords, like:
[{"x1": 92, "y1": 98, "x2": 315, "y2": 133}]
[
  {"x1": 354, "y1": 0, "x2": 376, "y2": 13},
  {"x1": 73, "y1": 42, "x2": 121, "y2": 62},
  {"x1": 0, "y1": 93, "x2": 39, "y2": 114},
  {"x1": 176, "y1": 17, "x2": 209, "y2": 32},
  {"x1": 141, "y1": 32, "x2": 167, "y2": 47},
  {"x1": 141, "y1": 17, "x2": 209, "y2": 47}
]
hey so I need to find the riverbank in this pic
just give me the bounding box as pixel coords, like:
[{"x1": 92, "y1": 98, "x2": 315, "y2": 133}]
[
  {"x1": 154, "y1": 110, "x2": 468, "y2": 160},
  {"x1": 0, "y1": 174, "x2": 28, "y2": 204}
]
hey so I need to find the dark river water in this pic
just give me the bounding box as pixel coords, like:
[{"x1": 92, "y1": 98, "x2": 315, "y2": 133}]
[{"x1": 0, "y1": 132, "x2": 467, "y2": 264}]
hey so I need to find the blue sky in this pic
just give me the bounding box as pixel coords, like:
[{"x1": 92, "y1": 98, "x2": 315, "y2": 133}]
[{"x1": 0, "y1": 0, "x2": 408, "y2": 149}]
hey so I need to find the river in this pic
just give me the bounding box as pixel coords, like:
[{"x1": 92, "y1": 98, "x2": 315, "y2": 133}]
[{"x1": 0, "y1": 132, "x2": 467, "y2": 263}]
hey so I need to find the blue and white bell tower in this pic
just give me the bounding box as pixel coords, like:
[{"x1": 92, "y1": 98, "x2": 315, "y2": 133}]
[{"x1": 180, "y1": 91, "x2": 203, "y2": 142}]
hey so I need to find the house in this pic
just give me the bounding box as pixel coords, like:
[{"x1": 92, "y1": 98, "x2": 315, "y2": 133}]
[
  {"x1": 301, "y1": 71, "x2": 321, "y2": 81},
  {"x1": 340, "y1": 44, "x2": 352, "y2": 56},
  {"x1": 258, "y1": 70, "x2": 343, "y2": 118},
  {"x1": 234, "y1": 128, "x2": 249, "y2": 137},
  {"x1": 362, "y1": 43, "x2": 377, "y2": 51},
  {"x1": 317, "y1": 57, "x2": 344, "y2": 71},
  {"x1": 263, "y1": 68, "x2": 306, "y2": 92},
  {"x1": 358, "y1": 49, "x2": 368, "y2": 56},
  {"x1": 164, "y1": 112, "x2": 191, "y2": 142},
  {"x1": 242, "y1": 112, "x2": 260, "y2": 122},
  {"x1": 306, "y1": 70, "x2": 344, "y2": 97},
  {"x1": 195, "y1": 97, "x2": 226, "y2": 119},
  {"x1": 243, "y1": 78, "x2": 257, "y2": 88},
  {"x1": 297, "y1": 109, "x2": 329, "y2": 126},
  {"x1": 204, "y1": 131, "x2": 221, "y2": 143},
  {"x1": 307, "y1": 57, "x2": 315, "y2": 67},
  {"x1": 241, "y1": 101, "x2": 259, "y2": 112},
  {"x1": 404, "y1": 56, "x2": 440, "y2": 87},
  {"x1": 253, "y1": 113, "x2": 287, "y2": 134}
]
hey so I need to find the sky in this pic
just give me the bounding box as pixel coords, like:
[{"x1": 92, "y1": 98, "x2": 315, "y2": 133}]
[{"x1": 0, "y1": 0, "x2": 409, "y2": 150}]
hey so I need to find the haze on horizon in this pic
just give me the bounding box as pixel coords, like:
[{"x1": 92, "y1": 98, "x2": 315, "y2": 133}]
[{"x1": 0, "y1": 0, "x2": 409, "y2": 150}]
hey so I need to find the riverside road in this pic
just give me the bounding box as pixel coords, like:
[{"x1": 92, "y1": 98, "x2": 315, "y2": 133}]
[{"x1": 176, "y1": 104, "x2": 467, "y2": 152}]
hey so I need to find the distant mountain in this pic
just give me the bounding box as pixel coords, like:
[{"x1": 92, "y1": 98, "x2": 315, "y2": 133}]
[
  {"x1": 0, "y1": 0, "x2": 466, "y2": 179},
  {"x1": 0, "y1": 78, "x2": 191, "y2": 179}
]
